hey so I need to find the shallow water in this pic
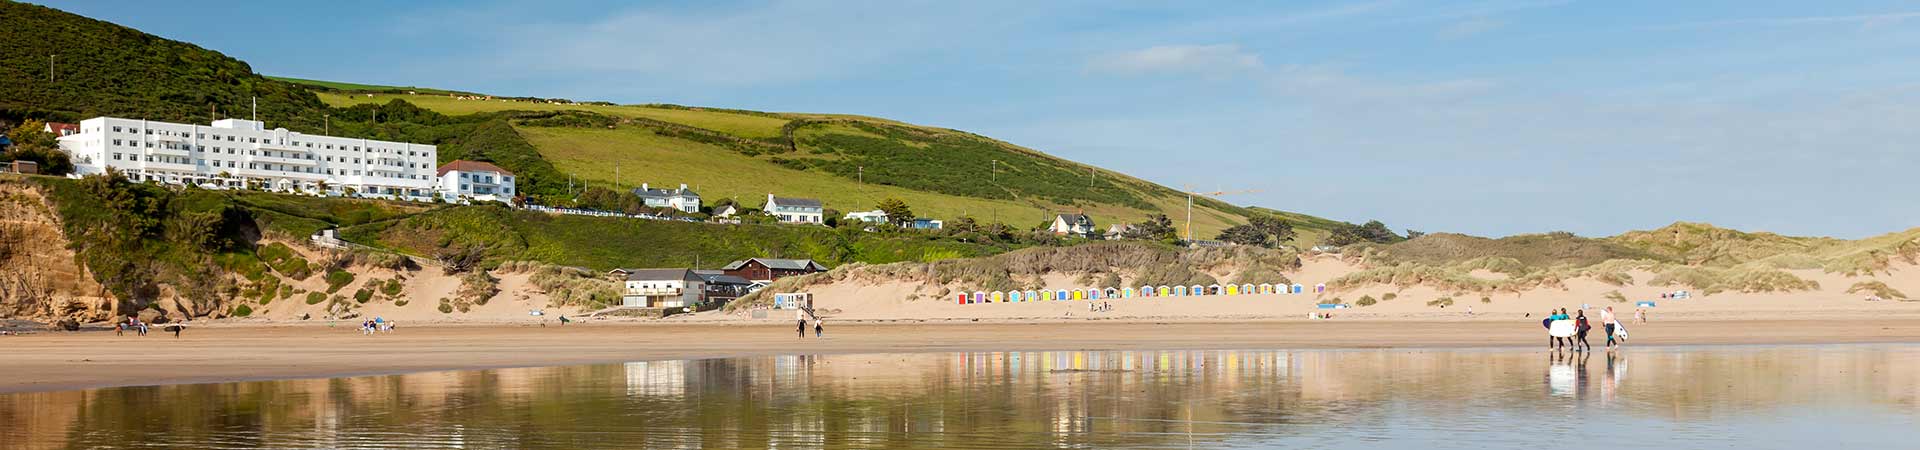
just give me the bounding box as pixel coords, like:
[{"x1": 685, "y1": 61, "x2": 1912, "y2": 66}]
[{"x1": 2, "y1": 345, "x2": 1916, "y2": 449}]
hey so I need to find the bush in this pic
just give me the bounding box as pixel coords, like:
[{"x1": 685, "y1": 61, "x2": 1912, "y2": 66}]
[
  {"x1": 379, "y1": 278, "x2": 404, "y2": 297},
  {"x1": 1846, "y1": 281, "x2": 1907, "y2": 300},
  {"x1": 230, "y1": 304, "x2": 253, "y2": 317},
  {"x1": 1603, "y1": 290, "x2": 1627, "y2": 303},
  {"x1": 325, "y1": 269, "x2": 356, "y2": 293},
  {"x1": 394, "y1": 299, "x2": 409, "y2": 307},
  {"x1": 1355, "y1": 295, "x2": 1377, "y2": 307},
  {"x1": 305, "y1": 292, "x2": 327, "y2": 305},
  {"x1": 353, "y1": 288, "x2": 374, "y2": 304},
  {"x1": 1480, "y1": 296, "x2": 1492, "y2": 303},
  {"x1": 437, "y1": 301, "x2": 454, "y2": 314},
  {"x1": 1381, "y1": 293, "x2": 1397, "y2": 301},
  {"x1": 1426, "y1": 297, "x2": 1455, "y2": 307}
]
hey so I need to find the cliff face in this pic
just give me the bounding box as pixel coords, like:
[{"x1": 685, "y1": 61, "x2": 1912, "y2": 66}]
[{"x1": 0, "y1": 178, "x2": 113, "y2": 321}]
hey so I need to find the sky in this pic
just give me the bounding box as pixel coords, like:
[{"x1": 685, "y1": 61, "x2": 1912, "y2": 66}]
[{"x1": 39, "y1": 0, "x2": 1920, "y2": 238}]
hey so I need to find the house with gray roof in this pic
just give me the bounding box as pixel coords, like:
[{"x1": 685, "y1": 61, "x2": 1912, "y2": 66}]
[
  {"x1": 765, "y1": 193, "x2": 824, "y2": 224},
  {"x1": 632, "y1": 183, "x2": 701, "y2": 213},
  {"x1": 721, "y1": 258, "x2": 829, "y2": 283},
  {"x1": 620, "y1": 268, "x2": 706, "y2": 308},
  {"x1": 1050, "y1": 213, "x2": 1097, "y2": 238}
]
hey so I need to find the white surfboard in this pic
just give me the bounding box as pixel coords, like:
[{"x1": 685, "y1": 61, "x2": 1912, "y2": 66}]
[
  {"x1": 1614, "y1": 324, "x2": 1628, "y2": 340},
  {"x1": 1548, "y1": 320, "x2": 1576, "y2": 338}
]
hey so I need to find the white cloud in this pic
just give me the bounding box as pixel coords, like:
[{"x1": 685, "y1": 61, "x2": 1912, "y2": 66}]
[{"x1": 1086, "y1": 44, "x2": 1264, "y2": 76}]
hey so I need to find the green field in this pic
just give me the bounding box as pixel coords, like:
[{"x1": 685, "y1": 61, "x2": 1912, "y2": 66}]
[
  {"x1": 316, "y1": 92, "x2": 791, "y2": 138},
  {"x1": 516, "y1": 124, "x2": 1249, "y2": 235}
]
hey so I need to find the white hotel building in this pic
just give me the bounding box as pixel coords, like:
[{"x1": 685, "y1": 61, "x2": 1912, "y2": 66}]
[{"x1": 57, "y1": 117, "x2": 438, "y2": 199}]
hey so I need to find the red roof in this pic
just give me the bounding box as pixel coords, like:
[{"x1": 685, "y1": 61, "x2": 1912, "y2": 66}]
[
  {"x1": 44, "y1": 122, "x2": 78, "y2": 136},
  {"x1": 436, "y1": 160, "x2": 514, "y2": 177}
]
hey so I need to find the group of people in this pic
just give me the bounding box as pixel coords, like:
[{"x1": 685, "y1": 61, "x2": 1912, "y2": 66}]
[
  {"x1": 1545, "y1": 306, "x2": 1625, "y2": 352},
  {"x1": 797, "y1": 318, "x2": 824, "y2": 338},
  {"x1": 360, "y1": 317, "x2": 394, "y2": 335},
  {"x1": 115, "y1": 316, "x2": 150, "y2": 336}
]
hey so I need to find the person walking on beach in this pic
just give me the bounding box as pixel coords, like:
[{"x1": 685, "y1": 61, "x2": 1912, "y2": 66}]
[
  {"x1": 1574, "y1": 311, "x2": 1592, "y2": 352},
  {"x1": 797, "y1": 319, "x2": 808, "y2": 338},
  {"x1": 1600, "y1": 306, "x2": 1619, "y2": 350},
  {"x1": 813, "y1": 320, "x2": 823, "y2": 338}
]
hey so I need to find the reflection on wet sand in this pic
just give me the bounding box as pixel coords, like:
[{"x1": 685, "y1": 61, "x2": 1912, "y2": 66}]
[{"x1": 2, "y1": 345, "x2": 1916, "y2": 449}]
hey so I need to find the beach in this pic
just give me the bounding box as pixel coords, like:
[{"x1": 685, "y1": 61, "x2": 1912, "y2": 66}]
[{"x1": 7, "y1": 314, "x2": 1920, "y2": 394}]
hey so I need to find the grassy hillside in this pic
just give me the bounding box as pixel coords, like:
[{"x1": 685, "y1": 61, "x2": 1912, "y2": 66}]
[
  {"x1": 3, "y1": 1, "x2": 1329, "y2": 240},
  {"x1": 317, "y1": 91, "x2": 1268, "y2": 236},
  {"x1": 266, "y1": 76, "x2": 474, "y2": 96},
  {"x1": 0, "y1": 1, "x2": 327, "y2": 124},
  {"x1": 339, "y1": 205, "x2": 1014, "y2": 271}
]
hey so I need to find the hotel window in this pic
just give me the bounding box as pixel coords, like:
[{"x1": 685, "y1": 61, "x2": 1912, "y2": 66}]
[
  {"x1": 112, "y1": 153, "x2": 121, "y2": 160},
  {"x1": 248, "y1": 138, "x2": 257, "y2": 143},
  {"x1": 112, "y1": 139, "x2": 122, "y2": 146},
  {"x1": 112, "y1": 126, "x2": 122, "y2": 132}
]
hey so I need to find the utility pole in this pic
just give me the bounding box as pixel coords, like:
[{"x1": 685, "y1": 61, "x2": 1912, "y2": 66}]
[
  {"x1": 857, "y1": 166, "x2": 863, "y2": 184},
  {"x1": 323, "y1": 114, "x2": 330, "y2": 135},
  {"x1": 251, "y1": 96, "x2": 257, "y2": 122},
  {"x1": 1089, "y1": 167, "x2": 1095, "y2": 187},
  {"x1": 49, "y1": 54, "x2": 55, "y2": 83},
  {"x1": 991, "y1": 160, "x2": 998, "y2": 183}
]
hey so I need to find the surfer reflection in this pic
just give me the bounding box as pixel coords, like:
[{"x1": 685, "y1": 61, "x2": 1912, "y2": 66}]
[
  {"x1": 1547, "y1": 351, "x2": 1575, "y2": 397},
  {"x1": 1602, "y1": 352, "x2": 1622, "y2": 404}
]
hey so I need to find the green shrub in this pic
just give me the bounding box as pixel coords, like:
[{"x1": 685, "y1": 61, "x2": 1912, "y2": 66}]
[
  {"x1": 325, "y1": 270, "x2": 356, "y2": 293},
  {"x1": 1603, "y1": 290, "x2": 1627, "y2": 303},
  {"x1": 1480, "y1": 296, "x2": 1491, "y2": 303},
  {"x1": 353, "y1": 288, "x2": 374, "y2": 304},
  {"x1": 1355, "y1": 295, "x2": 1377, "y2": 307},
  {"x1": 230, "y1": 304, "x2": 253, "y2": 317},
  {"x1": 380, "y1": 278, "x2": 404, "y2": 297},
  {"x1": 304, "y1": 292, "x2": 326, "y2": 305},
  {"x1": 437, "y1": 301, "x2": 454, "y2": 314},
  {"x1": 394, "y1": 299, "x2": 410, "y2": 307},
  {"x1": 1380, "y1": 293, "x2": 1396, "y2": 301},
  {"x1": 1426, "y1": 297, "x2": 1455, "y2": 307}
]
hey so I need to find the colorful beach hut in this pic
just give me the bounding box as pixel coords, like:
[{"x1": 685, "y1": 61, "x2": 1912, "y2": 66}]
[
  {"x1": 1190, "y1": 285, "x2": 1207, "y2": 296},
  {"x1": 1258, "y1": 283, "x2": 1274, "y2": 294},
  {"x1": 958, "y1": 293, "x2": 969, "y2": 304},
  {"x1": 1009, "y1": 291, "x2": 1023, "y2": 302},
  {"x1": 1315, "y1": 283, "x2": 1326, "y2": 293},
  {"x1": 972, "y1": 291, "x2": 987, "y2": 304},
  {"x1": 1208, "y1": 284, "x2": 1223, "y2": 295},
  {"x1": 991, "y1": 291, "x2": 1005, "y2": 303},
  {"x1": 1056, "y1": 289, "x2": 1070, "y2": 301},
  {"x1": 1241, "y1": 284, "x2": 1256, "y2": 295},
  {"x1": 1071, "y1": 290, "x2": 1084, "y2": 300},
  {"x1": 1026, "y1": 290, "x2": 1039, "y2": 302},
  {"x1": 1042, "y1": 290, "x2": 1055, "y2": 301},
  {"x1": 1291, "y1": 284, "x2": 1304, "y2": 294},
  {"x1": 1173, "y1": 285, "x2": 1188, "y2": 296},
  {"x1": 1158, "y1": 285, "x2": 1172, "y2": 296},
  {"x1": 1122, "y1": 287, "x2": 1135, "y2": 298},
  {"x1": 1104, "y1": 287, "x2": 1119, "y2": 299},
  {"x1": 1226, "y1": 285, "x2": 1240, "y2": 295}
]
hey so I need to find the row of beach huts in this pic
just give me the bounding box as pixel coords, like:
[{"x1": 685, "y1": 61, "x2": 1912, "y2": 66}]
[{"x1": 957, "y1": 282, "x2": 1327, "y2": 304}]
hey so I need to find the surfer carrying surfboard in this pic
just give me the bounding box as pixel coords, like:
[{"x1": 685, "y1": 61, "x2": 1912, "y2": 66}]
[
  {"x1": 1601, "y1": 307, "x2": 1619, "y2": 350},
  {"x1": 1545, "y1": 308, "x2": 1573, "y2": 351}
]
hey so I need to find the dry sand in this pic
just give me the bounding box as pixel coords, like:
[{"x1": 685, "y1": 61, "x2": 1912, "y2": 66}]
[{"x1": 6, "y1": 316, "x2": 1920, "y2": 394}]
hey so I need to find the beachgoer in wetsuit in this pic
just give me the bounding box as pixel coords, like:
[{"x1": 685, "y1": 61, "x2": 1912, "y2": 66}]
[
  {"x1": 1600, "y1": 306, "x2": 1618, "y2": 350},
  {"x1": 1574, "y1": 311, "x2": 1591, "y2": 352},
  {"x1": 814, "y1": 320, "x2": 823, "y2": 338},
  {"x1": 798, "y1": 319, "x2": 807, "y2": 338}
]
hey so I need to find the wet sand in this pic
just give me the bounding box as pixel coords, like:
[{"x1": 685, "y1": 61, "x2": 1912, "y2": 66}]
[{"x1": 6, "y1": 317, "x2": 1920, "y2": 394}]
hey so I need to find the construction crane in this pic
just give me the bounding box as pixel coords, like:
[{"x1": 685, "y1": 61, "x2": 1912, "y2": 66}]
[{"x1": 1184, "y1": 186, "x2": 1262, "y2": 241}]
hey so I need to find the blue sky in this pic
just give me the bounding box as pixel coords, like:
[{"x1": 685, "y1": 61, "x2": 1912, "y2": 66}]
[{"x1": 41, "y1": 0, "x2": 1920, "y2": 238}]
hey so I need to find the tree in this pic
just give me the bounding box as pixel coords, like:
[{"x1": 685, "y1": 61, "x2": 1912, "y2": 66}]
[
  {"x1": 875, "y1": 197, "x2": 914, "y2": 227},
  {"x1": 2, "y1": 119, "x2": 72, "y2": 175},
  {"x1": 1215, "y1": 216, "x2": 1295, "y2": 248},
  {"x1": 1324, "y1": 219, "x2": 1401, "y2": 246},
  {"x1": 1122, "y1": 214, "x2": 1178, "y2": 241},
  {"x1": 1405, "y1": 229, "x2": 1426, "y2": 239}
]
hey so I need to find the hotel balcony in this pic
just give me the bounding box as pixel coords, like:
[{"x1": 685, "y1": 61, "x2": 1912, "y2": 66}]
[
  {"x1": 626, "y1": 288, "x2": 684, "y2": 296},
  {"x1": 145, "y1": 145, "x2": 190, "y2": 157},
  {"x1": 257, "y1": 141, "x2": 312, "y2": 153},
  {"x1": 250, "y1": 154, "x2": 318, "y2": 166}
]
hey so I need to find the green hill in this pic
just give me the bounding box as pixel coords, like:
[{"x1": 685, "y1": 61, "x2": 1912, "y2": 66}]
[{"x1": 0, "y1": 0, "x2": 1336, "y2": 241}]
